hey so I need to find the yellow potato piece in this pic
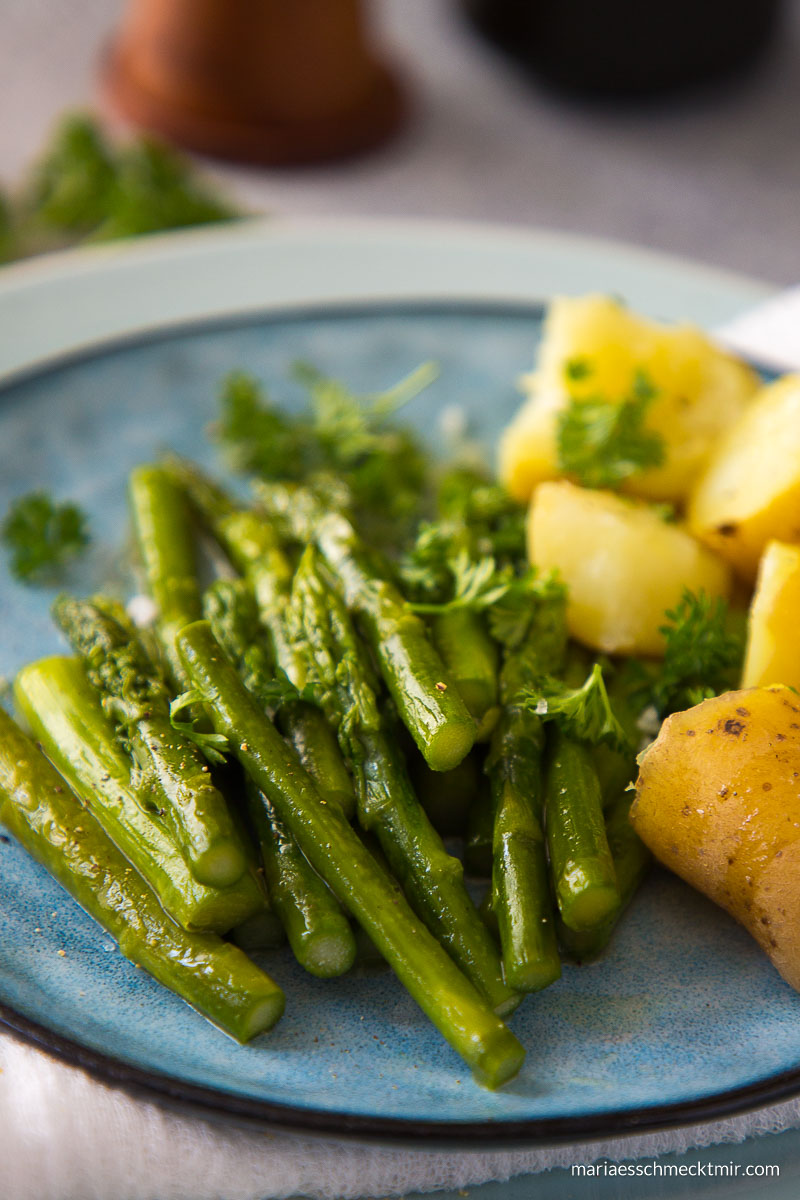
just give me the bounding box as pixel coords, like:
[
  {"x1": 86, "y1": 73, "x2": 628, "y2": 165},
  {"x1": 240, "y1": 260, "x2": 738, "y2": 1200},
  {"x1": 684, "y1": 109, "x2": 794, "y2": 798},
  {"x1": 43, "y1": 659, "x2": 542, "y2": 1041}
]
[
  {"x1": 688, "y1": 374, "x2": 800, "y2": 581},
  {"x1": 631, "y1": 686, "x2": 800, "y2": 992},
  {"x1": 527, "y1": 480, "x2": 731, "y2": 656},
  {"x1": 741, "y1": 541, "x2": 800, "y2": 690},
  {"x1": 499, "y1": 294, "x2": 757, "y2": 504}
]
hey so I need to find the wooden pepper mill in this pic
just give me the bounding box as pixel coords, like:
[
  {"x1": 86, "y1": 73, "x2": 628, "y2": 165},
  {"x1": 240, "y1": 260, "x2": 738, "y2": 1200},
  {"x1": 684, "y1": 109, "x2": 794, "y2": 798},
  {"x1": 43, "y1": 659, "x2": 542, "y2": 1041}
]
[{"x1": 104, "y1": 0, "x2": 404, "y2": 165}]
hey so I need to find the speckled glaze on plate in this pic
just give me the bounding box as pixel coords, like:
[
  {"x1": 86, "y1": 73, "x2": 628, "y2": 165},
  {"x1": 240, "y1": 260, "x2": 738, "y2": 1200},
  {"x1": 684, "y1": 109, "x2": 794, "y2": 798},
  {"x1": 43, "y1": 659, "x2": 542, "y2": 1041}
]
[{"x1": 0, "y1": 220, "x2": 793, "y2": 1143}]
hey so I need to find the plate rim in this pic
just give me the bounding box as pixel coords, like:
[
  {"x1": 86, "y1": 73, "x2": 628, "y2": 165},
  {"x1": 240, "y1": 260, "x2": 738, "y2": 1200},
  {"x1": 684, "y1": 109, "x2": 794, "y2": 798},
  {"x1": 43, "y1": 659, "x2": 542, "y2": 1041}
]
[
  {"x1": 0, "y1": 217, "x2": 788, "y2": 1144},
  {"x1": 0, "y1": 214, "x2": 775, "y2": 386},
  {"x1": 5, "y1": 998, "x2": 800, "y2": 1147}
]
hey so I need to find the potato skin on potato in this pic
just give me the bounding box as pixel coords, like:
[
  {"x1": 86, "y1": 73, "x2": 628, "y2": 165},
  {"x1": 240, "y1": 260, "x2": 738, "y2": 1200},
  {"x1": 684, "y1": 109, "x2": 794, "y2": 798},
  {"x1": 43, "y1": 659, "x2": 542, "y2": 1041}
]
[{"x1": 631, "y1": 686, "x2": 800, "y2": 991}]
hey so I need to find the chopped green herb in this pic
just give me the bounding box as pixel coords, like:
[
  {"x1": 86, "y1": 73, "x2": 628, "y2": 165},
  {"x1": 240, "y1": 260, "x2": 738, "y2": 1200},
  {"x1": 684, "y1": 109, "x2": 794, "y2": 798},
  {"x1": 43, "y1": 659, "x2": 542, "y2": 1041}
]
[
  {"x1": 216, "y1": 364, "x2": 436, "y2": 548},
  {"x1": 93, "y1": 137, "x2": 237, "y2": 241},
  {"x1": 653, "y1": 589, "x2": 745, "y2": 715},
  {"x1": 0, "y1": 190, "x2": 15, "y2": 262},
  {"x1": 564, "y1": 356, "x2": 593, "y2": 382},
  {"x1": 23, "y1": 114, "x2": 117, "y2": 237},
  {"x1": 557, "y1": 369, "x2": 665, "y2": 489},
  {"x1": 10, "y1": 112, "x2": 240, "y2": 260},
  {"x1": 488, "y1": 569, "x2": 567, "y2": 659},
  {"x1": 216, "y1": 371, "x2": 311, "y2": 480},
  {"x1": 518, "y1": 663, "x2": 630, "y2": 752},
  {"x1": 407, "y1": 550, "x2": 512, "y2": 615},
  {"x1": 2, "y1": 492, "x2": 89, "y2": 583},
  {"x1": 169, "y1": 691, "x2": 230, "y2": 766}
]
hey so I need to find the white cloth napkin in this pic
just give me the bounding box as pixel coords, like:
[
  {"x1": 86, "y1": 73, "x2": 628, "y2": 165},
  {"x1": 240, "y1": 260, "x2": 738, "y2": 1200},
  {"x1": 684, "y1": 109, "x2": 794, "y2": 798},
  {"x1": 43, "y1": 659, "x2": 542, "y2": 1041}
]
[
  {"x1": 3, "y1": 286, "x2": 800, "y2": 1200},
  {"x1": 715, "y1": 285, "x2": 800, "y2": 373}
]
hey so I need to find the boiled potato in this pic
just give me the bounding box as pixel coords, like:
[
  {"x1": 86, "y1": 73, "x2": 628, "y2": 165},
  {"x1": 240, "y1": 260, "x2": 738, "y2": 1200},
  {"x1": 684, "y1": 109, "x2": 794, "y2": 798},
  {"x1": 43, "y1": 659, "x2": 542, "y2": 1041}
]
[
  {"x1": 528, "y1": 480, "x2": 731, "y2": 656},
  {"x1": 741, "y1": 541, "x2": 800, "y2": 690},
  {"x1": 688, "y1": 375, "x2": 800, "y2": 581},
  {"x1": 631, "y1": 686, "x2": 800, "y2": 992},
  {"x1": 499, "y1": 294, "x2": 757, "y2": 504}
]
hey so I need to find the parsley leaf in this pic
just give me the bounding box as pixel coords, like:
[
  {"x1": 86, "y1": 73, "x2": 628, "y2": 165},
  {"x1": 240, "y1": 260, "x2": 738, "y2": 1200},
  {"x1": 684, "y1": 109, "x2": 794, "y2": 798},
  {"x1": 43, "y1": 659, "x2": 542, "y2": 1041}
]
[
  {"x1": 169, "y1": 691, "x2": 230, "y2": 766},
  {"x1": 2, "y1": 492, "x2": 90, "y2": 583},
  {"x1": 215, "y1": 364, "x2": 436, "y2": 549},
  {"x1": 556, "y1": 368, "x2": 665, "y2": 489},
  {"x1": 216, "y1": 372, "x2": 311, "y2": 480},
  {"x1": 488, "y1": 570, "x2": 567, "y2": 656},
  {"x1": 653, "y1": 588, "x2": 745, "y2": 715},
  {"x1": 94, "y1": 137, "x2": 236, "y2": 241},
  {"x1": 518, "y1": 663, "x2": 631, "y2": 751},
  {"x1": 408, "y1": 549, "x2": 513, "y2": 614},
  {"x1": 564, "y1": 356, "x2": 593, "y2": 382},
  {"x1": 23, "y1": 114, "x2": 117, "y2": 237},
  {"x1": 0, "y1": 190, "x2": 15, "y2": 262}
]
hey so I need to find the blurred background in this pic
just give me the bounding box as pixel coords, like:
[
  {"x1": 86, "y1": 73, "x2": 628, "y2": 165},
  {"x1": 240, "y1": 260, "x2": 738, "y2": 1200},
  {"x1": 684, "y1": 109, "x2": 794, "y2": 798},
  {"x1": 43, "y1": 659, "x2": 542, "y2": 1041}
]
[{"x1": 1, "y1": 0, "x2": 799, "y2": 282}]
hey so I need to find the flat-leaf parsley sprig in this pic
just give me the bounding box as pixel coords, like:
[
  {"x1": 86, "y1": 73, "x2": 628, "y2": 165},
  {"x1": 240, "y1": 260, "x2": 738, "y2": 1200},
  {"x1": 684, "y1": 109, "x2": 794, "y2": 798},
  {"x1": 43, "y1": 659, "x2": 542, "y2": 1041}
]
[
  {"x1": 2, "y1": 491, "x2": 90, "y2": 583},
  {"x1": 653, "y1": 588, "x2": 745, "y2": 715},
  {"x1": 518, "y1": 662, "x2": 631, "y2": 752},
  {"x1": 556, "y1": 364, "x2": 666, "y2": 490}
]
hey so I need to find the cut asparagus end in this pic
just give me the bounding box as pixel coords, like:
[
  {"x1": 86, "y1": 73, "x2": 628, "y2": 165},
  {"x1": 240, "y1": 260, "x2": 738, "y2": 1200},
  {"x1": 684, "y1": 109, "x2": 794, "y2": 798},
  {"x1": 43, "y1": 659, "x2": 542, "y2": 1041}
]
[
  {"x1": 191, "y1": 841, "x2": 248, "y2": 889},
  {"x1": 558, "y1": 868, "x2": 621, "y2": 933},
  {"x1": 494, "y1": 989, "x2": 524, "y2": 1018},
  {"x1": 506, "y1": 958, "x2": 562, "y2": 995},
  {"x1": 424, "y1": 719, "x2": 476, "y2": 773},
  {"x1": 303, "y1": 933, "x2": 359, "y2": 979},
  {"x1": 473, "y1": 1030, "x2": 527, "y2": 1091},
  {"x1": 239, "y1": 990, "x2": 287, "y2": 1042}
]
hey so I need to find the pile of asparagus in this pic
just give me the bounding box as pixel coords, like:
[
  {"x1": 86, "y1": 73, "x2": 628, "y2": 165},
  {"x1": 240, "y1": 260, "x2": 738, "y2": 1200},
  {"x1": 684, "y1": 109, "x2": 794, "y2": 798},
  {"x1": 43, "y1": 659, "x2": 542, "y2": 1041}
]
[{"x1": 0, "y1": 417, "x2": 650, "y2": 1090}]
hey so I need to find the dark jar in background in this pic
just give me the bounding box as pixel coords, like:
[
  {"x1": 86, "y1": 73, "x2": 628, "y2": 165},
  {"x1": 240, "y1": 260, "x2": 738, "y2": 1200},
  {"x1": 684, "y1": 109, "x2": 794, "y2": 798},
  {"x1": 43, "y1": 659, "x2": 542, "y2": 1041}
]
[{"x1": 460, "y1": 0, "x2": 784, "y2": 98}]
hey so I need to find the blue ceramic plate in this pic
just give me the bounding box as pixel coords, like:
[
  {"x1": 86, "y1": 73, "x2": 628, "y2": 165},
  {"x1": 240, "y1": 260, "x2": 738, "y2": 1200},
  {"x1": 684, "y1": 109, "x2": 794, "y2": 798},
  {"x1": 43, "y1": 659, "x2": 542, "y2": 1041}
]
[{"x1": 0, "y1": 220, "x2": 792, "y2": 1143}]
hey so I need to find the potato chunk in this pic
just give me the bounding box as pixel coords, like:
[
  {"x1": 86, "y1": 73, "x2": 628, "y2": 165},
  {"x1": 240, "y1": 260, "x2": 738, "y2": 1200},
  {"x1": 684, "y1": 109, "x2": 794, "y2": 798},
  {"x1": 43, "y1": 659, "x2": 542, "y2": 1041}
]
[
  {"x1": 631, "y1": 687, "x2": 800, "y2": 992},
  {"x1": 688, "y1": 375, "x2": 800, "y2": 580},
  {"x1": 527, "y1": 481, "x2": 731, "y2": 655},
  {"x1": 499, "y1": 295, "x2": 757, "y2": 504},
  {"x1": 741, "y1": 541, "x2": 800, "y2": 690}
]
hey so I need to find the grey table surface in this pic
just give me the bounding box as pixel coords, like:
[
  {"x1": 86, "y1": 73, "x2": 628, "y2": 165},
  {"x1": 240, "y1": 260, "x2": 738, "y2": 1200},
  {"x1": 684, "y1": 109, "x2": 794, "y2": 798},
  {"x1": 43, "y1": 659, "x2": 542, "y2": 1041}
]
[{"x1": 1, "y1": 0, "x2": 799, "y2": 286}]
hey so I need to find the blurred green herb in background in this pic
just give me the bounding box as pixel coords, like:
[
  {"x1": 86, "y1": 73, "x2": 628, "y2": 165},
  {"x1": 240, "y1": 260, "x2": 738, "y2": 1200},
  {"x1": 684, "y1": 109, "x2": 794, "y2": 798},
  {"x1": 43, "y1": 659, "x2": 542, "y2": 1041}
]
[{"x1": 0, "y1": 113, "x2": 240, "y2": 264}]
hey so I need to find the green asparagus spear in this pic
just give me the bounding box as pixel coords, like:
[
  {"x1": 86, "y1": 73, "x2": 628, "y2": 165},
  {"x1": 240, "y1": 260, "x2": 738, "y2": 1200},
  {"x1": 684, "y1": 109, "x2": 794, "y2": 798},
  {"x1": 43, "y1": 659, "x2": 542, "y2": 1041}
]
[
  {"x1": 430, "y1": 608, "x2": 499, "y2": 728},
  {"x1": 253, "y1": 481, "x2": 476, "y2": 772},
  {"x1": 409, "y1": 747, "x2": 480, "y2": 837},
  {"x1": 52, "y1": 594, "x2": 247, "y2": 888},
  {"x1": 203, "y1": 577, "x2": 355, "y2": 816},
  {"x1": 487, "y1": 598, "x2": 563, "y2": 994},
  {"x1": 464, "y1": 779, "x2": 495, "y2": 878},
  {"x1": 14, "y1": 657, "x2": 266, "y2": 933},
  {"x1": 289, "y1": 549, "x2": 518, "y2": 1016},
  {"x1": 558, "y1": 790, "x2": 651, "y2": 962},
  {"x1": 177, "y1": 621, "x2": 525, "y2": 1089},
  {"x1": 202, "y1": 577, "x2": 361, "y2": 976},
  {"x1": 128, "y1": 464, "x2": 203, "y2": 688},
  {"x1": 488, "y1": 709, "x2": 561, "y2": 993},
  {"x1": 545, "y1": 727, "x2": 620, "y2": 932},
  {"x1": 228, "y1": 907, "x2": 285, "y2": 952},
  {"x1": 245, "y1": 780, "x2": 356, "y2": 978},
  {"x1": 0, "y1": 707, "x2": 284, "y2": 1040},
  {"x1": 166, "y1": 462, "x2": 357, "y2": 817},
  {"x1": 161, "y1": 458, "x2": 302, "y2": 676}
]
